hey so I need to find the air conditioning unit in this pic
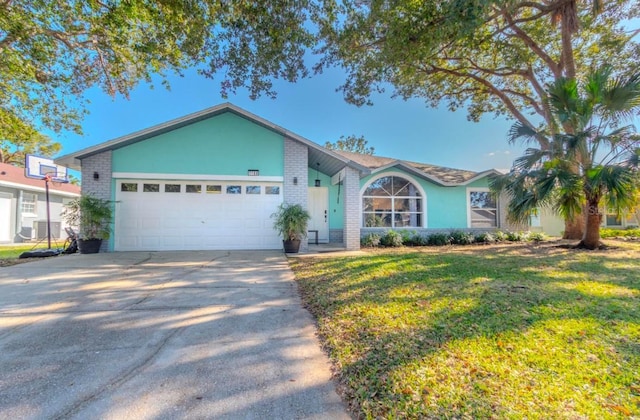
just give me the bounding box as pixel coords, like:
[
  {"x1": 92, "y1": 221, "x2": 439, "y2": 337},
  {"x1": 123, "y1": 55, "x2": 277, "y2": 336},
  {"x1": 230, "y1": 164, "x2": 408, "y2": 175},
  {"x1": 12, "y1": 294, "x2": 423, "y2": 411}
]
[{"x1": 36, "y1": 221, "x2": 61, "y2": 240}]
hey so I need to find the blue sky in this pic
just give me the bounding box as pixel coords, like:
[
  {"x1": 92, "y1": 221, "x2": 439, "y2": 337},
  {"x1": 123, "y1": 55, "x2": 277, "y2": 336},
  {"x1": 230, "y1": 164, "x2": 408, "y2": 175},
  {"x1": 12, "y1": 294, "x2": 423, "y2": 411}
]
[{"x1": 56, "y1": 66, "x2": 529, "y2": 173}]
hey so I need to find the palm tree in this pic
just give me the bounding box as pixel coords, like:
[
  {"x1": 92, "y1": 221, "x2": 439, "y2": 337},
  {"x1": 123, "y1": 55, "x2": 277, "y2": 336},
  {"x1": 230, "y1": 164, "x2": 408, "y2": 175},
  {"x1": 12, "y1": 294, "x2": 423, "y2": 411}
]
[{"x1": 493, "y1": 67, "x2": 640, "y2": 249}]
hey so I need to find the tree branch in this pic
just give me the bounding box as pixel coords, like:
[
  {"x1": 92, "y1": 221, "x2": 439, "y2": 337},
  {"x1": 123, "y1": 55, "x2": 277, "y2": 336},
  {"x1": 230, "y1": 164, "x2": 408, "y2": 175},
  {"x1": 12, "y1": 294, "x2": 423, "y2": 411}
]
[{"x1": 499, "y1": 8, "x2": 562, "y2": 79}]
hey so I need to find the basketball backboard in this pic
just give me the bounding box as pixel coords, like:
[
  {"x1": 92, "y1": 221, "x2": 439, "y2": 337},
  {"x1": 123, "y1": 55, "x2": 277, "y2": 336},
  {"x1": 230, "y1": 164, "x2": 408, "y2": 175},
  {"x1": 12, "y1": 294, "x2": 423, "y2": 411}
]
[{"x1": 25, "y1": 154, "x2": 69, "y2": 183}]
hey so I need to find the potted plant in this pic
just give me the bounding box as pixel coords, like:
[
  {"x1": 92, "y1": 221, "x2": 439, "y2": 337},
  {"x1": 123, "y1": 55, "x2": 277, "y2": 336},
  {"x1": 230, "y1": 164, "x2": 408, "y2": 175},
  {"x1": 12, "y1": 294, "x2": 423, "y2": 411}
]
[
  {"x1": 271, "y1": 202, "x2": 311, "y2": 253},
  {"x1": 62, "y1": 195, "x2": 113, "y2": 254}
]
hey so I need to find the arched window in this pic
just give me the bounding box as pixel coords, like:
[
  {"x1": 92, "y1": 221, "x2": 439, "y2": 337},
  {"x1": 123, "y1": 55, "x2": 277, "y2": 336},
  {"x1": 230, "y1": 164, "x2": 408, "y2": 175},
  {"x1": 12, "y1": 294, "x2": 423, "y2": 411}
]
[{"x1": 363, "y1": 175, "x2": 423, "y2": 227}]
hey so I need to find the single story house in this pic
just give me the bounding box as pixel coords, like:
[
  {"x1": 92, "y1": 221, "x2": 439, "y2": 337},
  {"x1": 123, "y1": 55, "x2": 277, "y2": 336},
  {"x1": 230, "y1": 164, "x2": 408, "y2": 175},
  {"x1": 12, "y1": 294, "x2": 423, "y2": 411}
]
[
  {"x1": 0, "y1": 162, "x2": 81, "y2": 243},
  {"x1": 56, "y1": 103, "x2": 519, "y2": 252}
]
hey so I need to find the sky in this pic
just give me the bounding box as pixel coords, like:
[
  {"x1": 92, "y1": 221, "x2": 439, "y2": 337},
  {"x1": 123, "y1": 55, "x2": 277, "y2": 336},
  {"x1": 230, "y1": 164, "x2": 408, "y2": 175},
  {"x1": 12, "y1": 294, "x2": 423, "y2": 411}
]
[{"x1": 55, "y1": 66, "x2": 529, "y2": 174}]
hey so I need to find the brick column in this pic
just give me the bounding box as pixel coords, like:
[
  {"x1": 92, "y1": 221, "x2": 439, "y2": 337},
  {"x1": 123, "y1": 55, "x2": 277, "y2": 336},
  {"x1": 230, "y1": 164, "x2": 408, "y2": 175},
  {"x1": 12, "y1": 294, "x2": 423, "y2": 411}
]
[
  {"x1": 283, "y1": 138, "x2": 309, "y2": 252},
  {"x1": 343, "y1": 166, "x2": 361, "y2": 250},
  {"x1": 80, "y1": 151, "x2": 113, "y2": 252}
]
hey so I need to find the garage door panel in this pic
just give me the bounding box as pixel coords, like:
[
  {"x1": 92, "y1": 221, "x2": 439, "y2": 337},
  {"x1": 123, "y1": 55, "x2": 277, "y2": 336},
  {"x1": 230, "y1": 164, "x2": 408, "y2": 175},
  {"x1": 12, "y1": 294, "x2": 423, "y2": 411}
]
[{"x1": 115, "y1": 180, "x2": 283, "y2": 251}]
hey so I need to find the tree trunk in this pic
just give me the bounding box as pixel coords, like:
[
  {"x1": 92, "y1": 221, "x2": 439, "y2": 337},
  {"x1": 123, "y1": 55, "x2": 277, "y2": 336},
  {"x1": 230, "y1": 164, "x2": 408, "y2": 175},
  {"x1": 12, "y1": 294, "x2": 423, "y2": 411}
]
[
  {"x1": 563, "y1": 213, "x2": 584, "y2": 239},
  {"x1": 579, "y1": 199, "x2": 602, "y2": 250}
]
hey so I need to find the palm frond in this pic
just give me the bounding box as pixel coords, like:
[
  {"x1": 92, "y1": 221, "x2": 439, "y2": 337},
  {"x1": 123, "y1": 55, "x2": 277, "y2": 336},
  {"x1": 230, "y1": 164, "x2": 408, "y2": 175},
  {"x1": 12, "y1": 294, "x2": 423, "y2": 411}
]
[
  {"x1": 507, "y1": 121, "x2": 544, "y2": 146},
  {"x1": 600, "y1": 71, "x2": 640, "y2": 118},
  {"x1": 512, "y1": 148, "x2": 547, "y2": 172}
]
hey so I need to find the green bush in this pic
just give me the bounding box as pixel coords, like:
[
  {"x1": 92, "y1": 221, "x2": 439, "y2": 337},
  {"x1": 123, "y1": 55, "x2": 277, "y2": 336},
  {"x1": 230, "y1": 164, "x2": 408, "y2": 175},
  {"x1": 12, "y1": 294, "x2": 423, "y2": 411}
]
[
  {"x1": 411, "y1": 233, "x2": 429, "y2": 246},
  {"x1": 450, "y1": 230, "x2": 475, "y2": 245},
  {"x1": 600, "y1": 227, "x2": 640, "y2": 238},
  {"x1": 474, "y1": 232, "x2": 495, "y2": 244},
  {"x1": 527, "y1": 232, "x2": 546, "y2": 242},
  {"x1": 398, "y1": 230, "x2": 418, "y2": 245},
  {"x1": 381, "y1": 230, "x2": 404, "y2": 247},
  {"x1": 361, "y1": 233, "x2": 381, "y2": 247},
  {"x1": 494, "y1": 231, "x2": 508, "y2": 242},
  {"x1": 506, "y1": 231, "x2": 527, "y2": 242},
  {"x1": 427, "y1": 232, "x2": 452, "y2": 246}
]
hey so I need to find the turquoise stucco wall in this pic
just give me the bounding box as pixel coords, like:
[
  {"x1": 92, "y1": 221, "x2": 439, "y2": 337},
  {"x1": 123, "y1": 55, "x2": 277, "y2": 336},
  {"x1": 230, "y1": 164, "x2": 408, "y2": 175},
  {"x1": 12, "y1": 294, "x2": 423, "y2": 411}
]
[
  {"x1": 308, "y1": 168, "x2": 344, "y2": 229},
  {"x1": 112, "y1": 112, "x2": 284, "y2": 176},
  {"x1": 359, "y1": 169, "x2": 491, "y2": 229},
  {"x1": 310, "y1": 167, "x2": 492, "y2": 230}
]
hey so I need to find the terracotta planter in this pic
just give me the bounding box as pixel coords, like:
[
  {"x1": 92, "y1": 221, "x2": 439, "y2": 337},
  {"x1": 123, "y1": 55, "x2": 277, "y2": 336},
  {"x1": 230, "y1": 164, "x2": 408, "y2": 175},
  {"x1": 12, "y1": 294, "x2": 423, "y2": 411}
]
[
  {"x1": 283, "y1": 239, "x2": 301, "y2": 253},
  {"x1": 78, "y1": 238, "x2": 102, "y2": 254}
]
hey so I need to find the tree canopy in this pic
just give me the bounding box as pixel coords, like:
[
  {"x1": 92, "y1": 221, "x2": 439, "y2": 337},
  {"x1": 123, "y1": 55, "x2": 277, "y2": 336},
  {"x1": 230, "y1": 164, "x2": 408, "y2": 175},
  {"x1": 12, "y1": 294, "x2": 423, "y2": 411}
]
[
  {"x1": 316, "y1": 0, "x2": 640, "y2": 134},
  {"x1": 1, "y1": 0, "x2": 315, "y2": 139},
  {"x1": 0, "y1": 109, "x2": 60, "y2": 165},
  {"x1": 325, "y1": 135, "x2": 375, "y2": 155}
]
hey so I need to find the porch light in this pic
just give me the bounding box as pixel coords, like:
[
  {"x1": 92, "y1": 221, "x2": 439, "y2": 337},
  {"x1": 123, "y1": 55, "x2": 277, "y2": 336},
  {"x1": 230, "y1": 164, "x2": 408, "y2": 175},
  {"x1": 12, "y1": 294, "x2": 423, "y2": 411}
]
[{"x1": 315, "y1": 162, "x2": 321, "y2": 187}]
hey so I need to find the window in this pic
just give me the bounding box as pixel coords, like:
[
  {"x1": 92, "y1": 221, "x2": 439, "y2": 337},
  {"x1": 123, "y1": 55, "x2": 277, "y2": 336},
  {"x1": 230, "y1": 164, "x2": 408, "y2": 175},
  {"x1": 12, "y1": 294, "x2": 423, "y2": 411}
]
[
  {"x1": 362, "y1": 176, "x2": 423, "y2": 227},
  {"x1": 143, "y1": 183, "x2": 159, "y2": 192},
  {"x1": 206, "y1": 185, "x2": 222, "y2": 194},
  {"x1": 21, "y1": 193, "x2": 37, "y2": 214},
  {"x1": 186, "y1": 184, "x2": 202, "y2": 193},
  {"x1": 227, "y1": 185, "x2": 241, "y2": 194},
  {"x1": 469, "y1": 190, "x2": 497, "y2": 227},
  {"x1": 246, "y1": 186, "x2": 261, "y2": 194},
  {"x1": 165, "y1": 184, "x2": 181, "y2": 193},
  {"x1": 530, "y1": 208, "x2": 541, "y2": 228},
  {"x1": 121, "y1": 183, "x2": 138, "y2": 192},
  {"x1": 265, "y1": 186, "x2": 280, "y2": 195},
  {"x1": 605, "y1": 213, "x2": 623, "y2": 227}
]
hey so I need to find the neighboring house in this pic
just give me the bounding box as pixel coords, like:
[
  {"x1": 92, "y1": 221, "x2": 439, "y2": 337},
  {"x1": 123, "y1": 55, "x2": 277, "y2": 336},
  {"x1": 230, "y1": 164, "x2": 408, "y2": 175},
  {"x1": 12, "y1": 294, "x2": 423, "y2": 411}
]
[
  {"x1": 532, "y1": 207, "x2": 639, "y2": 237},
  {"x1": 56, "y1": 103, "x2": 517, "y2": 252},
  {"x1": 0, "y1": 162, "x2": 81, "y2": 243}
]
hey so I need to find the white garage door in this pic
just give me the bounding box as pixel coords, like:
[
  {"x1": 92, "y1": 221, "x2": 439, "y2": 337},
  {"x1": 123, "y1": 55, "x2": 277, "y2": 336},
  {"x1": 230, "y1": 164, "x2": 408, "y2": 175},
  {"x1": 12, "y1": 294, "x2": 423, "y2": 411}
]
[{"x1": 114, "y1": 180, "x2": 283, "y2": 251}]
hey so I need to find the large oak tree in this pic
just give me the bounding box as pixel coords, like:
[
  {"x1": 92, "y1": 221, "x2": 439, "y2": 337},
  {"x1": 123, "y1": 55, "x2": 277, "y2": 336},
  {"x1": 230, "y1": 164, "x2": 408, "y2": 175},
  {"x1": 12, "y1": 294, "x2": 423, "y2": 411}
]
[
  {"x1": 1, "y1": 0, "x2": 315, "y2": 139},
  {"x1": 315, "y1": 0, "x2": 639, "y2": 237}
]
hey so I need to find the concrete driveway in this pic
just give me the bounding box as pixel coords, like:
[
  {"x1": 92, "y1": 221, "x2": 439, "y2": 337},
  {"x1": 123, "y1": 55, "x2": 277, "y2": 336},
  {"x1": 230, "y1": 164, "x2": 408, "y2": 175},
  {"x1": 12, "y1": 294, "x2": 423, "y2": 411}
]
[{"x1": 0, "y1": 251, "x2": 349, "y2": 419}]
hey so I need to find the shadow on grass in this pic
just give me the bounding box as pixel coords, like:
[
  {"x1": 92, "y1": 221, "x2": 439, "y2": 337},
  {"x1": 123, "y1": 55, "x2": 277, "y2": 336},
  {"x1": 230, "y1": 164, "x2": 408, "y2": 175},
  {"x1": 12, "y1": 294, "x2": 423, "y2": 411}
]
[{"x1": 291, "y1": 243, "x2": 640, "y2": 418}]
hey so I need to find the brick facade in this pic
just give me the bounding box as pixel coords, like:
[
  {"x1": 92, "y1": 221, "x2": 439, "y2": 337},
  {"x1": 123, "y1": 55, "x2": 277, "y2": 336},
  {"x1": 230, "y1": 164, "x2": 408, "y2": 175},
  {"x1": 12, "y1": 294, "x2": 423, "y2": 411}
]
[
  {"x1": 283, "y1": 138, "x2": 309, "y2": 252},
  {"x1": 80, "y1": 151, "x2": 112, "y2": 252},
  {"x1": 342, "y1": 166, "x2": 361, "y2": 250}
]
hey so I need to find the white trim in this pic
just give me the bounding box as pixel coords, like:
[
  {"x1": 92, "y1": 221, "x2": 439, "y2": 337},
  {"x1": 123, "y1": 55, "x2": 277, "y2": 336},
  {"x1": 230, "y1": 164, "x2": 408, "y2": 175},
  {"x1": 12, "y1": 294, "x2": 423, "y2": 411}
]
[
  {"x1": 460, "y1": 169, "x2": 502, "y2": 186},
  {"x1": 466, "y1": 187, "x2": 497, "y2": 228},
  {"x1": 112, "y1": 172, "x2": 284, "y2": 182},
  {"x1": 360, "y1": 171, "x2": 428, "y2": 228},
  {"x1": 0, "y1": 180, "x2": 80, "y2": 197}
]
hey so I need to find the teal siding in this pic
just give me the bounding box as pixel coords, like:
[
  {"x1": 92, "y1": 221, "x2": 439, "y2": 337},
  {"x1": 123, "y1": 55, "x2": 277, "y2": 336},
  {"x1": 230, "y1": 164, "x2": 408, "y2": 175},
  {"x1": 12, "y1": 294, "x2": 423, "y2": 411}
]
[
  {"x1": 112, "y1": 112, "x2": 284, "y2": 176},
  {"x1": 360, "y1": 169, "x2": 491, "y2": 229},
  {"x1": 308, "y1": 169, "x2": 344, "y2": 229}
]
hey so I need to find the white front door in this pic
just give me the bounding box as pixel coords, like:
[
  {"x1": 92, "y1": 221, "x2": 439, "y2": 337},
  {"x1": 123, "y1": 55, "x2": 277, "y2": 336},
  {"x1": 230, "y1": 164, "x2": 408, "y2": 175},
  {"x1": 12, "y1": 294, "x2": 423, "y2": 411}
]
[
  {"x1": 308, "y1": 187, "x2": 329, "y2": 243},
  {"x1": 0, "y1": 194, "x2": 11, "y2": 242}
]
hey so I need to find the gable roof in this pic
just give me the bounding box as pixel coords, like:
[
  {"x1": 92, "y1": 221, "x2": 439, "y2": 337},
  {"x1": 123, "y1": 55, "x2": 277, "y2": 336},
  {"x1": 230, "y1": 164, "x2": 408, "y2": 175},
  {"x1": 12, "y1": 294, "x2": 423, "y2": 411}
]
[
  {"x1": 331, "y1": 150, "x2": 499, "y2": 186},
  {"x1": 0, "y1": 162, "x2": 81, "y2": 196},
  {"x1": 56, "y1": 103, "x2": 369, "y2": 175}
]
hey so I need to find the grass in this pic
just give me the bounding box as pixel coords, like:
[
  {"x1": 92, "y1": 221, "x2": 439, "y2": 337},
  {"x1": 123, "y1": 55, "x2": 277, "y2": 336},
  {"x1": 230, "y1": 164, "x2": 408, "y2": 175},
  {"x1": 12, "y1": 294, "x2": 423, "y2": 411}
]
[
  {"x1": 290, "y1": 241, "x2": 640, "y2": 419},
  {"x1": 0, "y1": 244, "x2": 60, "y2": 266}
]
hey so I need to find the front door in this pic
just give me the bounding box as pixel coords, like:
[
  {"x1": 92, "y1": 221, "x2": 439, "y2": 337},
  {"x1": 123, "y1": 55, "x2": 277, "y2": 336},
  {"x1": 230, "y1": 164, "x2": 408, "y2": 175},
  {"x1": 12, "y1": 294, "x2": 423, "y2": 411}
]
[{"x1": 308, "y1": 187, "x2": 329, "y2": 243}]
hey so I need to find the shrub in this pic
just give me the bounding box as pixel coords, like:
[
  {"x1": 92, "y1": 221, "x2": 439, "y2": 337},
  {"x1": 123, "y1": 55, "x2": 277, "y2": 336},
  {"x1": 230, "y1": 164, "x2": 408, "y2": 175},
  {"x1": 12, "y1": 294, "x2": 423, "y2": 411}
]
[
  {"x1": 361, "y1": 233, "x2": 381, "y2": 247},
  {"x1": 398, "y1": 230, "x2": 418, "y2": 245},
  {"x1": 381, "y1": 230, "x2": 403, "y2": 247},
  {"x1": 528, "y1": 232, "x2": 546, "y2": 242},
  {"x1": 411, "y1": 233, "x2": 429, "y2": 246},
  {"x1": 600, "y1": 228, "x2": 640, "y2": 238},
  {"x1": 506, "y1": 231, "x2": 527, "y2": 242},
  {"x1": 427, "y1": 232, "x2": 452, "y2": 246},
  {"x1": 450, "y1": 230, "x2": 475, "y2": 245},
  {"x1": 474, "y1": 232, "x2": 495, "y2": 244},
  {"x1": 493, "y1": 231, "x2": 508, "y2": 242}
]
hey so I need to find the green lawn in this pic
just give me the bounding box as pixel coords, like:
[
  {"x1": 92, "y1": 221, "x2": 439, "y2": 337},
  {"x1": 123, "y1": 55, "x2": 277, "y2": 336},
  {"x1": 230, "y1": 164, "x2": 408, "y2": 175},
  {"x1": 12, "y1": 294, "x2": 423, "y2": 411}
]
[
  {"x1": 290, "y1": 241, "x2": 640, "y2": 419},
  {"x1": 0, "y1": 244, "x2": 59, "y2": 265}
]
